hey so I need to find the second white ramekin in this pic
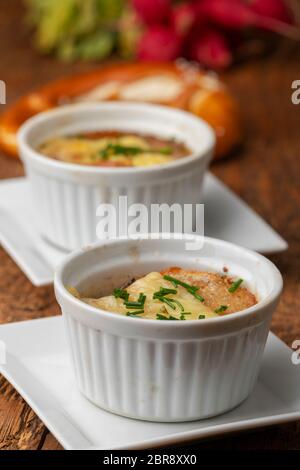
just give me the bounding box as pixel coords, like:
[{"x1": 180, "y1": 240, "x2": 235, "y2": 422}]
[
  {"x1": 17, "y1": 103, "x2": 215, "y2": 251},
  {"x1": 54, "y1": 235, "x2": 283, "y2": 422}
]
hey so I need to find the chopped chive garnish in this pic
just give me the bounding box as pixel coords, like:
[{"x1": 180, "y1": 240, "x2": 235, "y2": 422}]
[
  {"x1": 126, "y1": 310, "x2": 144, "y2": 317},
  {"x1": 124, "y1": 292, "x2": 146, "y2": 309},
  {"x1": 153, "y1": 287, "x2": 184, "y2": 312},
  {"x1": 163, "y1": 275, "x2": 205, "y2": 302},
  {"x1": 156, "y1": 313, "x2": 179, "y2": 321},
  {"x1": 113, "y1": 288, "x2": 129, "y2": 301},
  {"x1": 158, "y1": 146, "x2": 172, "y2": 155},
  {"x1": 138, "y1": 293, "x2": 146, "y2": 304},
  {"x1": 228, "y1": 279, "x2": 243, "y2": 293},
  {"x1": 214, "y1": 305, "x2": 228, "y2": 314},
  {"x1": 191, "y1": 292, "x2": 205, "y2": 302},
  {"x1": 155, "y1": 287, "x2": 178, "y2": 296},
  {"x1": 99, "y1": 143, "x2": 173, "y2": 160},
  {"x1": 155, "y1": 296, "x2": 176, "y2": 310},
  {"x1": 198, "y1": 314, "x2": 205, "y2": 319},
  {"x1": 179, "y1": 312, "x2": 191, "y2": 320},
  {"x1": 170, "y1": 298, "x2": 185, "y2": 312}
]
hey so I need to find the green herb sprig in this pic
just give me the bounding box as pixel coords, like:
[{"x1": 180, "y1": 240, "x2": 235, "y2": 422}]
[
  {"x1": 153, "y1": 287, "x2": 184, "y2": 312},
  {"x1": 99, "y1": 144, "x2": 172, "y2": 160},
  {"x1": 214, "y1": 305, "x2": 228, "y2": 314},
  {"x1": 163, "y1": 275, "x2": 205, "y2": 302},
  {"x1": 126, "y1": 310, "x2": 144, "y2": 317},
  {"x1": 156, "y1": 313, "x2": 179, "y2": 321},
  {"x1": 124, "y1": 293, "x2": 146, "y2": 310},
  {"x1": 228, "y1": 279, "x2": 243, "y2": 293},
  {"x1": 113, "y1": 288, "x2": 129, "y2": 301}
]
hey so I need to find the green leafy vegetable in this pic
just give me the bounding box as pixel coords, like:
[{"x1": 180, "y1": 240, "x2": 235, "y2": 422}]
[{"x1": 25, "y1": 0, "x2": 125, "y2": 61}]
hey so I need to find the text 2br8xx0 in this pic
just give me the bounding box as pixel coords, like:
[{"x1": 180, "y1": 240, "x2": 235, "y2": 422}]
[{"x1": 102, "y1": 454, "x2": 197, "y2": 467}]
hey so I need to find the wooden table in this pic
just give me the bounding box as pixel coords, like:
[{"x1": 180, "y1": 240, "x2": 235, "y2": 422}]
[{"x1": 0, "y1": 1, "x2": 300, "y2": 451}]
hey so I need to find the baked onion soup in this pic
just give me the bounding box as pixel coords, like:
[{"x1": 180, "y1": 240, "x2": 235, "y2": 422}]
[
  {"x1": 70, "y1": 267, "x2": 256, "y2": 321},
  {"x1": 38, "y1": 131, "x2": 191, "y2": 168}
]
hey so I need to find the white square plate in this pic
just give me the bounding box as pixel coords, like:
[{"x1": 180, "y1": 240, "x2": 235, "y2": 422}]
[
  {"x1": 0, "y1": 316, "x2": 299, "y2": 450},
  {"x1": 0, "y1": 174, "x2": 287, "y2": 286}
]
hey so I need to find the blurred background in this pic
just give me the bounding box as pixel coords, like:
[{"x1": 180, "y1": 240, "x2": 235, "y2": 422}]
[{"x1": 20, "y1": 0, "x2": 300, "y2": 67}]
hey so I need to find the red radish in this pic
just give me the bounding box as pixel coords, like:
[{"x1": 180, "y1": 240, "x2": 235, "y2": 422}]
[
  {"x1": 249, "y1": 0, "x2": 294, "y2": 24},
  {"x1": 132, "y1": 0, "x2": 171, "y2": 25},
  {"x1": 137, "y1": 26, "x2": 182, "y2": 61},
  {"x1": 189, "y1": 28, "x2": 233, "y2": 69},
  {"x1": 197, "y1": 0, "x2": 300, "y2": 39},
  {"x1": 170, "y1": 2, "x2": 198, "y2": 36}
]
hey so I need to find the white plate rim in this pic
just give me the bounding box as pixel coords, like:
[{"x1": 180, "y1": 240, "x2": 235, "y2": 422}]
[{"x1": 0, "y1": 316, "x2": 299, "y2": 450}]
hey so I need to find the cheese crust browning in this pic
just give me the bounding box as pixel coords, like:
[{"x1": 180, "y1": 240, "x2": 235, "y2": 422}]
[{"x1": 71, "y1": 266, "x2": 257, "y2": 321}]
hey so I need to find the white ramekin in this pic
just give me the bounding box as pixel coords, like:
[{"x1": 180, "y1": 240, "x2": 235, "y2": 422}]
[
  {"x1": 17, "y1": 103, "x2": 215, "y2": 251},
  {"x1": 54, "y1": 235, "x2": 283, "y2": 422}
]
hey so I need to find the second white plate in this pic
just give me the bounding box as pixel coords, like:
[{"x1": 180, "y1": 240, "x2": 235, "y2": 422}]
[{"x1": 0, "y1": 174, "x2": 287, "y2": 286}]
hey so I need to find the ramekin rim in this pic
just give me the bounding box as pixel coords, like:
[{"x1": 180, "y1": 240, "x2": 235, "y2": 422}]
[
  {"x1": 17, "y1": 102, "x2": 216, "y2": 176},
  {"x1": 54, "y1": 234, "x2": 283, "y2": 328}
]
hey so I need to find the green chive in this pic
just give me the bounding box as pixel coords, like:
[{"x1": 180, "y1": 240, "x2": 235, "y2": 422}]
[
  {"x1": 228, "y1": 279, "x2": 243, "y2": 293},
  {"x1": 138, "y1": 293, "x2": 146, "y2": 304},
  {"x1": 126, "y1": 310, "x2": 144, "y2": 317},
  {"x1": 113, "y1": 288, "x2": 129, "y2": 301},
  {"x1": 155, "y1": 296, "x2": 177, "y2": 310},
  {"x1": 214, "y1": 305, "x2": 228, "y2": 314},
  {"x1": 99, "y1": 143, "x2": 173, "y2": 159},
  {"x1": 155, "y1": 287, "x2": 178, "y2": 296},
  {"x1": 198, "y1": 314, "x2": 205, "y2": 319},
  {"x1": 169, "y1": 298, "x2": 184, "y2": 312},
  {"x1": 191, "y1": 291, "x2": 205, "y2": 302},
  {"x1": 158, "y1": 146, "x2": 172, "y2": 155},
  {"x1": 163, "y1": 275, "x2": 205, "y2": 302},
  {"x1": 156, "y1": 313, "x2": 178, "y2": 321},
  {"x1": 124, "y1": 292, "x2": 146, "y2": 309}
]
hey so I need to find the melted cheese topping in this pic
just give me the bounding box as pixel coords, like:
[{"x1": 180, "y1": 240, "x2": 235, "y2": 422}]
[
  {"x1": 73, "y1": 272, "x2": 218, "y2": 320},
  {"x1": 39, "y1": 134, "x2": 174, "y2": 166}
]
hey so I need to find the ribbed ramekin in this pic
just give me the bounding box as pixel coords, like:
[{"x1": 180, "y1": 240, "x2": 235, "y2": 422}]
[
  {"x1": 54, "y1": 235, "x2": 283, "y2": 422},
  {"x1": 17, "y1": 103, "x2": 215, "y2": 251}
]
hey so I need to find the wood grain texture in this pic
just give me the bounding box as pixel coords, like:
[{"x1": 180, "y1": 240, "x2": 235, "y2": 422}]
[{"x1": 0, "y1": 0, "x2": 299, "y2": 451}]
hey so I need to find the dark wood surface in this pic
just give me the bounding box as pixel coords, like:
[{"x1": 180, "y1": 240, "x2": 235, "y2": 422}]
[{"x1": 0, "y1": 0, "x2": 299, "y2": 451}]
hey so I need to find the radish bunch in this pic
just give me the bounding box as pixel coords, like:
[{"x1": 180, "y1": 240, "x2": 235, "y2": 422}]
[{"x1": 133, "y1": 0, "x2": 298, "y2": 69}]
